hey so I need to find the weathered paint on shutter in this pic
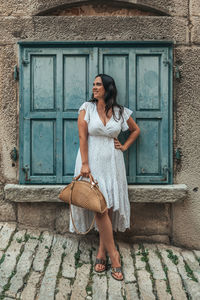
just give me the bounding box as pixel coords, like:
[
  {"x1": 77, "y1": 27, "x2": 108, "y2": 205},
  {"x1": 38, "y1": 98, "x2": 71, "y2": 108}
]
[
  {"x1": 19, "y1": 43, "x2": 172, "y2": 184},
  {"x1": 98, "y1": 47, "x2": 172, "y2": 183},
  {"x1": 19, "y1": 47, "x2": 98, "y2": 184}
]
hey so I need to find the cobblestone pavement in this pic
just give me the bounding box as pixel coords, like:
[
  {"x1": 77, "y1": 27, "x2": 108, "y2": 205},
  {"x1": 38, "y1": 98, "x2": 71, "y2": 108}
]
[{"x1": 0, "y1": 222, "x2": 200, "y2": 300}]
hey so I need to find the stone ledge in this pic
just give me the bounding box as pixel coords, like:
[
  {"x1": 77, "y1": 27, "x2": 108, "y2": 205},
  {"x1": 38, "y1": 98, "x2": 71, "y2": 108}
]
[{"x1": 4, "y1": 184, "x2": 188, "y2": 203}]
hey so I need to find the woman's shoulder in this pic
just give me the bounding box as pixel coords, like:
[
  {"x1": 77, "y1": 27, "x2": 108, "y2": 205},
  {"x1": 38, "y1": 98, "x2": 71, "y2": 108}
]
[
  {"x1": 79, "y1": 101, "x2": 95, "y2": 111},
  {"x1": 114, "y1": 105, "x2": 132, "y2": 113}
]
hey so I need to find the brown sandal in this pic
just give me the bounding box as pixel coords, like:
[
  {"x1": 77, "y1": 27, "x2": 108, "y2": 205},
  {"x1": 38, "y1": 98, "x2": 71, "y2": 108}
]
[
  {"x1": 111, "y1": 252, "x2": 124, "y2": 281},
  {"x1": 94, "y1": 258, "x2": 107, "y2": 273},
  {"x1": 111, "y1": 266, "x2": 124, "y2": 281}
]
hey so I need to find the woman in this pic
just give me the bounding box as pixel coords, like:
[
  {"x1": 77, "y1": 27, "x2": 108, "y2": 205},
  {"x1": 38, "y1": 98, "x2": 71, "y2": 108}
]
[{"x1": 69, "y1": 74, "x2": 140, "y2": 281}]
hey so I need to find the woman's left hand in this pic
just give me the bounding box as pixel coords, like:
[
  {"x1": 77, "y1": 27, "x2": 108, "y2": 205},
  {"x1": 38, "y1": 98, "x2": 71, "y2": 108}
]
[{"x1": 114, "y1": 138, "x2": 126, "y2": 152}]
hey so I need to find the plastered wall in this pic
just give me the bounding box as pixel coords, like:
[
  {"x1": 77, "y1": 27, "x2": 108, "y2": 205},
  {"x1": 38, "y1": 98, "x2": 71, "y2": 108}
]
[{"x1": 0, "y1": 0, "x2": 199, "y2": 248}]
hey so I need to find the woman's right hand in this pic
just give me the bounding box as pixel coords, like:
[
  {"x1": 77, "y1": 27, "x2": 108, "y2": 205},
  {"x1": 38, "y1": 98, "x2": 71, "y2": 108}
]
[{"x1": 80, "y1": 163, "x2": 91, "y2": 178}]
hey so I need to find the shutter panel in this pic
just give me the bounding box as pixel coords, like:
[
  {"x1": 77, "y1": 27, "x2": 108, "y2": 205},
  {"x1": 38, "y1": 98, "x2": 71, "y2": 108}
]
[
  {"x1": 62, "y1": 48, "x2": 98, "y2": 183},
  {"x1": 98, "y1": 47, "x2": 135, "y2": 182},
  {"x1": 134, "y1": 48, "x2": 171, "y2": 183},
  {"x1": 98, "y1": 47, "x2": 172, "y2": 183},
  {"x1": 20, "y1": 49, "x2": 58, "y2": 184},
  {"x1": 20, "y1": 47, "x2": 98, "y2": 184}
]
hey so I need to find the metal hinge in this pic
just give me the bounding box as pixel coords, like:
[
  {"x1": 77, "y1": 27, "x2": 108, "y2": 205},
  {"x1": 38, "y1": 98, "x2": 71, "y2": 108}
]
[
  {"x1": 163, "y1": 60, "x2": 171, "y2": 66},
  {"x1": 150, "y1": 165, "x2": 170, "y2": 182},
  {"x1": 22, "y1": 59, "x2": 29, "y2": 66},
  {"x1": 10, "y1": 147, "x2": 18, "y2": 162},
  {"x1": 174, "y1": 65, "x2": 181, "y2": 79},
  {"x1": 22, "y1": 165, "x2": 31, "y2": 182},
  {"x1": 175, "y1": 148, "x2": 182, "y2": 162},
  {"x1": 14, "y1": 65, "x2": 19, "y2": 80}
]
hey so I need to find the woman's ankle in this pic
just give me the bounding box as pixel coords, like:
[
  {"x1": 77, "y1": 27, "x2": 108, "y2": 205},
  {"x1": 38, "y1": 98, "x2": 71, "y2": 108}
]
[
  {"x1": 97, "y1": 247, "x2": 106, "y2": 258},
  {"x1": 109, "y1": 250, "x2": 121, "y2": 266}
]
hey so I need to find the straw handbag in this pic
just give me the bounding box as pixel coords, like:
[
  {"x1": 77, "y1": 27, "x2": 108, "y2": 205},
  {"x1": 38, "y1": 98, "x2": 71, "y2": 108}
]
[{"x1": 58, "y1": 173, "x2": 107, "y2": 235}]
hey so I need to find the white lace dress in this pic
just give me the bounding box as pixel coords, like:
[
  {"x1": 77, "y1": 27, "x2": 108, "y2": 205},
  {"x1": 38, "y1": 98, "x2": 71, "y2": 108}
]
[{"x1": 69, "y1": 101, "x2": 133, "y2": 233}]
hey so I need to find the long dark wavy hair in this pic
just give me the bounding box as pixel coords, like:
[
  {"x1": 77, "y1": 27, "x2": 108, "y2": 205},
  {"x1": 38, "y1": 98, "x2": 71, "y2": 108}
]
[{"x1": 89, "y1": 74, "x2": 124, "y2": 121}]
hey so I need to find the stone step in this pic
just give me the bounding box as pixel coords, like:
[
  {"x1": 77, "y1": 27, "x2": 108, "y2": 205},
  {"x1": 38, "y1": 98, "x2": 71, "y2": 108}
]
[{"x1": 5, "y1": 183, "x2": 188, "y2": 203}]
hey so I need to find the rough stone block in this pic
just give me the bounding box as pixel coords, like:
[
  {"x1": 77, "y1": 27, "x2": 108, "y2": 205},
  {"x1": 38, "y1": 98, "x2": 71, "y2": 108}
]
[
  {"x1": 33, "y1": 231, "x2": 54, "y2": 272},
  {"x1": 172, "y1": 47, "x2": 200, "y2": 250},
  {"x1": 5, "y1": 184, "x2": 64, "y2": 203},
  {"x1": 118, "y1": 241, "x2": 136, "y2": 283},
  {"x1": 0, "y1": 202, "x2": 16, "y2": 222},
  {"x1": 155, "y1": 279, "x2": 171, "y2": 300},
  {"x1": 9, "y1": 230, "x2": 40, "y2": 295},
  {"x1": 55, "y1": 277, "x2": 71, "y2": 300},
  {"x1": 181, "y1": 250, "x2": 200, "y2": 282},
  {"x1": 0, "y1": 18, "x2": 34, "y2": 42},
  {"x1": 0, "y1": 184, "x2": 4, "y2": 203},
  {"x1": 31, "y1": 16, "x2": 187, "y2": 44},
  {"x1": 191, "y1": 0, "x2": 200, "y2": 16},
  {"x1": 0, "y1": 45, "x2": 18, "y2": 182},
  {"x1": 0, "y1": 0, "x2": 189, "y2": 19},
  {"x1": 192, "y1": 16, "x2": 200, "y2": 44},
  {"x1": 20, "y1": 271, "x2": 41, "y2": 300},
  {"x1": 55, "y1": 203, "x2": 70, "y2": 233},
  {"x1": 107, "y1": 269, "x2": 126, "y2": 300},
  {"x1": 5, "y1": 184, "x2": 188, "y2": 203},
  {"x1": 168, "y1": 271, "x2": 187, "y2": 300},
  {"x1": 174, "y1": 47, "x2": 200, "y2": 173},
  {"x1": 137, "y1": 270, "x2": 156, "y2": 299},
  {"x1": 0, "y1": 230, "x2": 26, "y2": 293},
  {"x1": 143, "y1": 243, "x2": 166, "y2": 280},
  {"x1": 0, "y1": 1, "x2": 36, "y2": 16},
  {"x1": 17, "y1": 202, "x2": 59, "y2": 230},
  {"x1": 183, "y1": 279, "x2": 200, "y2": 300},
  {"x1": 116, "y1": 232, "x2": 170, "y2": 244},
  {"x1": 92, "y1": 275, "x2": 107, "y2": 300},
  {"x1": 130, "y1": 203, "x2": 171, "y2": 235},
  {"x1": 31, "y1": 0, "x2": 188, "y2": 17},
  {"x1": 0, "y1": 222, "x2": 16, "y2": 251},
  {"x1": 128, "y1": 184, "x2": 188, "y2": 203},
  {"x1": 37, "y1": 234, "x2": 66, "y2": 300},
  {"x1": 70, "y1": 263, "x2": 91, "y2": 300},
  {"x1": 62, "y1": 236, "x2": 79, "y2": 278},
  {"x1": 79, "y1": 238, "x2": 92, "y2": 264},
  {"x1": 140, "y1": 0, "x2": 188, "y2": 16},
  {"x1": 0, "y1": 15, "x2": 187, "y2": 44},
  {"x1": 125, "y1": 282, "x2": 139, "y2": 300}
]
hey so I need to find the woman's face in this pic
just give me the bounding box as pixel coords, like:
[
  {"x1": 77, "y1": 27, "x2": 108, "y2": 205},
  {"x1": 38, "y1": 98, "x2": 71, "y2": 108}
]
[{"x1": 92, "y1": 77, "x2": 105, "y2": 100}]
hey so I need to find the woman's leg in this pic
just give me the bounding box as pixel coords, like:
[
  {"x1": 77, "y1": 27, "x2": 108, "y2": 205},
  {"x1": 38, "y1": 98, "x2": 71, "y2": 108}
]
[
  {"x1": 99, "y1": 207, "x2": 113, "y2": 253},
  {"x1": 95, "y1": 209, "x2": 123, "y2": 279},
  {"x1": 96, "y1": 207, "x2": 113, "y2": 256},
  {"x1": 95, "y1": 207, "x2": 113, "y2": 271}
]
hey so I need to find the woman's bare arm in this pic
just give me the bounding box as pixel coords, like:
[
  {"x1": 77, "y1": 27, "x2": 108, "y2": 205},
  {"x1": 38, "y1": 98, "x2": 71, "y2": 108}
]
[
  {"x1": 78, "y1": 110, "x2": 91, "y2": 177},
  {"x1": 114, "y1": 117, "x2": 140, "y2": 151}
]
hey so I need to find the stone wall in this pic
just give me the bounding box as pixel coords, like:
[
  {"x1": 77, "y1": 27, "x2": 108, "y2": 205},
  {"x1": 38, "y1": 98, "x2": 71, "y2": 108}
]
[{"x1": 0, "y1": 0, "x2": 199, "y2": 248}]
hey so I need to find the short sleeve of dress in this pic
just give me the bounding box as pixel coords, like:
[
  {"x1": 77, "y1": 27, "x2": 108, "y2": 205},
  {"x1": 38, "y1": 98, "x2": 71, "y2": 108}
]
[
  {"x1": 121, "y1": 107, "x2": 133, "y2": 132},
  {"x1": 78, "y1": 102, "x2": 90, "y2": 124}
]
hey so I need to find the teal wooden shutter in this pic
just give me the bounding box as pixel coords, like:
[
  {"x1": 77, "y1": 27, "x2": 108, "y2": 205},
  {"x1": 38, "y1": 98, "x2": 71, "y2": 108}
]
[
  {"x1": 134, "y1": 48, "x2": 171, "y2": 183},
  {"x1": 19, "y1": 47, "x2": 97, "y2": 184},
  {"x1": 98, "y1": 46, "x2": 172, "y2": 184},
  {"x1": 20, "y1": 43, "x2": 172, "y2": 184}
]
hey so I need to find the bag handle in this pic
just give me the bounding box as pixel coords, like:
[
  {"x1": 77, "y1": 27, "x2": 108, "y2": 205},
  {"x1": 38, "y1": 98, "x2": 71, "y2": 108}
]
[
  {"x1": 69, "y1": 180, "x2": 97, "y2": 235},
  {"x1": 74, "y1": 173, "x2": 98, "y2": 186}
]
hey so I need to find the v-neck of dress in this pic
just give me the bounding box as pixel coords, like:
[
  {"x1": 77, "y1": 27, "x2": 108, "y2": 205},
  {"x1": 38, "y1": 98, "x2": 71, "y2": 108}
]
[{"x1": 95, "y1": 104, "x2": 113, "y2": 127}]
